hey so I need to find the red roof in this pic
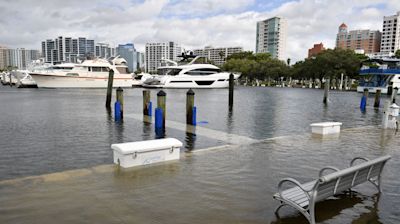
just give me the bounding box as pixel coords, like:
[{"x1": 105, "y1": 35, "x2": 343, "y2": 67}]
[{"x1": 339, "y1": 23, "x2": 347, "y2": 28}]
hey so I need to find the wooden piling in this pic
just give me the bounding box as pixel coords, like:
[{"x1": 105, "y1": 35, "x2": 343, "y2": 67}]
[
  {"x1": 229, "y1": 73, "x2": 234, "y2": 109},
  {"x1": 344, "y1": 76, "x2": 348, "y2": 91},
  {"x1": 116, "y1": 87, "x2": 124, "y2": 118},
  {"x1": 186, "y1": 89, "x2": 195, "y2": 125},
  {"x1": 143, "y1": 90, "x2": 150, "y2": 116},
  {"x1": 390, "y1": 87, "x2": 398, "y2": 103},
  {"x1": 105, "y1": 69, "x2": 114, "y2": 108},
  {"x1": 157, "y1": 90, "x2": 166, "y2": 126},
  {"x1": 374, "y1": 89, "x2": 381, "y2": 108},
  {"x1": 323, "y1": 79, "x2": 329, "y2": 104}
]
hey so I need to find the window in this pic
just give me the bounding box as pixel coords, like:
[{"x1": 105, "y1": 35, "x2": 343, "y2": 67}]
[
  {"x1": 92, "y1": 67, "x2": 102, "y2": 72},
  {"x1": 184, "y1": 68, "x2": 221, "y2": 76}
]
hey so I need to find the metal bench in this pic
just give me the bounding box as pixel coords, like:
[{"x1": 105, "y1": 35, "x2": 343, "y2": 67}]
[{"x1": 273, "y1": 155, "x2": 391, "y2": 224}]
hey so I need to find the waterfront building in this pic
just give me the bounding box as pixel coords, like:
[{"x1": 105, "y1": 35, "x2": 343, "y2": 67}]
[
  {"x1": 95, "y1": 43, "x2": 116, "y2": 59},
  {"x1": 308, "y1": 43, "x2": 325, "y2": 58},
  {"x1": 336, "y1": 23, "x2": 381, "y2": 54},
  {"x1": 193, "y1": 46, "x2": 243, "y2": 66},
  {"x1": 381, "y1": 11, "x2": 400, "y2": 54},
  {"x1": 116, "y1": 43, "x2": 137, "y2": 73},
  {"x1": 137, "y1": 52, "x2": 145, "y2": 71},
  {"x1": 41, "y1": 36, "x2": 95, "y2": 64},
  {"x1": 256, "y1": 16, "x2": 287, "y2": 60},
  {"x1": 0, "y1": 45, "x2": 9, "y2": 70},
  {"x1": 0, "y1": 48, "x2": 40, "y2": 70},
  {"x1": 145, "y1": 42, "x2": 181, "y2": 73}
]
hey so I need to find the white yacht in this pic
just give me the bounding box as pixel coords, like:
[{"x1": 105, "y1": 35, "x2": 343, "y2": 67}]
[
  {"x1": 10, "y1": 70, "x2": 37, "y2": 88},
  {"x1": 29, "y1": 57, "x2": 134, "y2": 88},
  {"x1": 141, "y1": 57, "x2": 240, "y2": 88}
]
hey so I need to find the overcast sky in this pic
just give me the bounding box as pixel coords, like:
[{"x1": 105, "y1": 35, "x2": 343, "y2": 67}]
[{"x1": 0, "y1": 0, "x2": 399, "y2": 62}]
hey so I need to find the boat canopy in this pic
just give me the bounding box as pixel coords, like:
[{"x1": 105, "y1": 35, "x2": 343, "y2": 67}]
[{"x1": 359, "y1": 68, "x2": 400, "y2": 75}]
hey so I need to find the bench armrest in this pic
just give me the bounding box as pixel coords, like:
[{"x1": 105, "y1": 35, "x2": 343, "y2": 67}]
[
  {"x1": 278, "y1": 178, "x2": 311, "y2": 201},
  {"x1": 318, "y1": 166, "x2": 340, "y2": 177},
  {"x1": 350, "y1": 157, "x2": 369, "y2": 166}
]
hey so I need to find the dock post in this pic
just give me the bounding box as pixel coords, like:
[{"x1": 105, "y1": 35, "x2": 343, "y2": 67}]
[
  {"x1": 105, "y1": 69, "x2": 114, "y2": 108},
  {"x1": 116, "y1": 87, "x2": 124, "y2": 118},
  {"x1": 143, "y1": 90, "x2": 151, "y2": 116},
  {"x1": 374, "y1": 89, "x2": 381, "y2": 108},
  {"x1": 114, "y1": 101, "x2": 121, "y2": 121},
  {"x1": 360, "y1": 88, "x2": 368, "y2": 111},
  {"x1": 323, "y1": 78, "x2": 329, "y2": 104},
  {"x1": 339, "y1": 73, "x2": 344, "y2": 91},
  {"x1": 157, "y1": 90, "x2": 166, "y2": 127},
  {"x1": 344, "y1": 76, "x2": 348, "y2": 90},
  {"x1": 382, "y1": 100, "x2": 390, "y2": 129},
  {"x1": 186, "y1": 89, "x2": 195, "y2": 125},
  {"x1": 229, "y1": 73, "x2": 234, "y2": 109},
  {"x1": 390, "y1": 87, "x2": 398, "y2": 103}
]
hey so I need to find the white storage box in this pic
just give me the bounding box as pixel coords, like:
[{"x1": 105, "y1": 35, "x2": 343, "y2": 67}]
[
  {"x1": 310, "y1": 122, "x2": 342, "y2": 135},
  {"x1": 112, "y1": 138, "x2": 183, "y2": 168}
]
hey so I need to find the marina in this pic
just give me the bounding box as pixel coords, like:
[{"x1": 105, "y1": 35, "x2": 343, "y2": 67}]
[{"x1": 0, "y1": 85, "x2": 399, "y2": 223}]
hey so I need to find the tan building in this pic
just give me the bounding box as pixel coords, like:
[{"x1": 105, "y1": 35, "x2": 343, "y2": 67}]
[
  {"x1": 193, "y1": 46, "x2": 243, "y2": 66},
  {"x1": 308, "y1": 43, "x2": 325, "y2": 58},
  {"x1": 336, "y1": 23, "x2": 381, "y2": 53},
  {"x1": 0, "y1": 45, "x2": 9, "y2": 70}
]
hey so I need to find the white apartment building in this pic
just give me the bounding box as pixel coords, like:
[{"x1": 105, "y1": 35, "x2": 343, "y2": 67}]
[
  {"x1": 0, "y1": 47, "x2": 39, "y2": 70},
  {"x1": 381, "y1": 11, "x2": 400, "y2": 54},
  {"x1": 256, "y1": 16, "x2": 287, "y2": 60},
  {"x1": 145, "y1": 42, "x2": 181, "y2": 73},
  {"x1": 193, "y1": 46, "x2": 243, "y2": 66},
  {"x1": 95, "y1": 43, "x2": 116, "y2": 59},
  {"x1": 41, "y1": 36, "x2": 96, "y2": 64}
]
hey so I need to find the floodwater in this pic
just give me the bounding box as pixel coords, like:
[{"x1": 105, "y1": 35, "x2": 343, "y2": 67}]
[{"x1": 0, "y1": 85, "x2": 399, "y2": 223}]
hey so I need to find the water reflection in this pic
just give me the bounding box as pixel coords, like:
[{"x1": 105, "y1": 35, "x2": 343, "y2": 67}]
[
  {"x1": 271, "y1": 192, "x2": 371, "y2": 224},
  {"x1": 142, "y1": 115, "x2": 152, "y2": 140},
  {"x1": 185, "y1": 125, "x2": 196, "y2": 151}
]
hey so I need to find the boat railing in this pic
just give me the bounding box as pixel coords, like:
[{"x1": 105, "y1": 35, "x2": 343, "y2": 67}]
[{"x1": 360, "y1": 68, "x2": 400, "y2": 74}]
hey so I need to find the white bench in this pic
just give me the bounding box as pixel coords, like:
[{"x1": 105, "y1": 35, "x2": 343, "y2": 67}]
[{"x1": 273, "y1": 155, "x2": 391, "y2": 224}]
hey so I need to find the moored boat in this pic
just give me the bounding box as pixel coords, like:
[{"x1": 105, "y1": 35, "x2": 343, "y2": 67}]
[{"x1": 29, "y1": 57, "x2": 133, "y2": 88}]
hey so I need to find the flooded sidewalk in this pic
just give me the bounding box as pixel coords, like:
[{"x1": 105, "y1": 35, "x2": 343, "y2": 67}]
[{"x1": 0, "y1": 127, "x2": 399, "y2": 224}]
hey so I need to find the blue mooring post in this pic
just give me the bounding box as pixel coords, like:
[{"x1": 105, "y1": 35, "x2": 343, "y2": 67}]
[
  {"x1": 148, "y1": 102, "x2": 152, "y2": 117},
  {"x1": 155, "y1": 108, "x2": 163, "y2": 129},
  {"x1": 360, "y1": 88, "x2": 368, "y2": 111},
  {"x1": 192, "y1": 106, "x2": 197, "y2": 126},
  {"x1": 114, "y1": 101, "x2": 121, "y2": 121}
]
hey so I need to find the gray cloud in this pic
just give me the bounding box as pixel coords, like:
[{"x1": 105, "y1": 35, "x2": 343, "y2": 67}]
[{"x1": 0, "y1": 0, "x2": 399, "y2": 62}]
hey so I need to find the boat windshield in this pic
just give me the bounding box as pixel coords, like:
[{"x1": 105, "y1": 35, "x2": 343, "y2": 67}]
[
  {"x1": 359, "y1": 74, "x2": 393, "y2": 87},
  {"x1": 115, "y1": 67, "x2": 129, "y2": 74},
  {"x1": 184, "y1": 68, "x2": 221, "y2": 76},
  {"x1": 158, "y1": 68, "x2": 182, "y2": 76}
]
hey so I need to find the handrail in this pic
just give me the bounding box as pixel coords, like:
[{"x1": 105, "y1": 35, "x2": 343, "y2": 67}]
[
  {"x1": 350, "y1": 157, "x2": 369, "y2": 166},
  {"x1": 130, "y1": 147, "x2": 175, "y2": 158},
  {"x1": 318, "y1": 166, "x2": 340, "y2": 178}
]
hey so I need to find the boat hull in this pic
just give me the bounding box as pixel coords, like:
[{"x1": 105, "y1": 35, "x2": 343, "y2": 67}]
[{"x1": 30, "y1": 73, "x2": 133, "y2": 88}]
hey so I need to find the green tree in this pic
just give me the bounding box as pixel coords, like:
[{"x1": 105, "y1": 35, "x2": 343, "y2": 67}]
[{"x1": 395, "y1": 49, "x2": 400, "y2": 59}]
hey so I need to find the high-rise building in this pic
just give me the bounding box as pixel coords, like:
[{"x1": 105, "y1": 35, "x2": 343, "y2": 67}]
[
  {"x1": 256, "y1": 16, "x2": 287, "y2": 60},
  {"x1": 116, "y1": 43, "x2": 137, "y2": 72},
  {"x1": 0, "y1": 45, "x2": 9, "y2": 70},
  {"x1": 193, "y1": 46, "x2": 243, "y2": 66},
  {"x1": 95, "y1": 43, "x2": 115, "y2": 59},
  {"x1": 308, "y1": 43, "x2": 325, "y2": 58},
  {"x1": 335, "y1": 23, "x2": 381, "y2": 53},
  {"x1": 381, "y1": 11, "x2": 400, "y2": 54},
  {"x1": 137, "y1": 52, "x2": 145, "y2": 71},
  {"x1": 0, "y1": 48, "x2": 40, "y2": 70},
  {"x1": 145, "y1": 42, "x2": 181, "y2": 73},
  {"x1": 41, "y1": 36, "x2": 96, "y2": 64}
]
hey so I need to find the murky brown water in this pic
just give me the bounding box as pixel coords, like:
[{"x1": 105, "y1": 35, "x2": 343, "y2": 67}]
[{"x1": 0, "y1": 126, "x2": 399, "y2": 224}]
